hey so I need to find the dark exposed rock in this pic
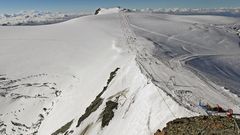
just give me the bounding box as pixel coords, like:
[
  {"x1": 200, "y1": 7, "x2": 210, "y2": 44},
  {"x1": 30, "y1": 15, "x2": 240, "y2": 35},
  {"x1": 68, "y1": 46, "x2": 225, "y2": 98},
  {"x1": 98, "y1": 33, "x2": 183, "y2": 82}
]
[
  {"x1": 51, "y1": 120, "x2": 73, "y2": 135},
  {"x1": 96, "y1": 68, "x2": 120, "y2": 99},
  {"x1": 76, "y1": 97, "x2": 103, "y2": 127},
  {"x1": 101, "y1": 101, "x2": 118, "y2": 128},
  {"x1": 0, "y1": 78, "x2": 6, "y2": 81},
  {"x1": 11, "y1": 121, "x2": 31, "y2": 129},
  {"x1": 76, "y1": 68, "x2": 120, "y2": 127},
  {"x1": 95, "y1": 8, "x2": 101, "y2": 15},
  {"x1": 80, "y1": 124, "x2": 92, "y2": 135},
  {"x1": 155, "y1": 116, "x2": 240, "y2": 135}
]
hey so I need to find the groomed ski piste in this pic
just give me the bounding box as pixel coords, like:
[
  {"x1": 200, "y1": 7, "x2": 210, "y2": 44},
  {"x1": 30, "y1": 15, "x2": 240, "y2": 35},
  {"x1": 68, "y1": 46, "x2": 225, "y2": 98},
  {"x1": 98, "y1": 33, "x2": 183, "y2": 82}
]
[{"x1": 0, "y1": 7, "x2": 240, "y2": 135}]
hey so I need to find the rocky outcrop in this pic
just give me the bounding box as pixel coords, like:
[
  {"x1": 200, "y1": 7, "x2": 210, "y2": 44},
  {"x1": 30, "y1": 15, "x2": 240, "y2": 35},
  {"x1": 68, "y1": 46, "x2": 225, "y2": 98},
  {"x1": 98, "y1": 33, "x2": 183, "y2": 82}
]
[
  {"x1": 155, "y1": 116, "x2": 240, "y2": 135},
  {"x1": 95, "y1": 8, "x2": 101, "y2": 15}
]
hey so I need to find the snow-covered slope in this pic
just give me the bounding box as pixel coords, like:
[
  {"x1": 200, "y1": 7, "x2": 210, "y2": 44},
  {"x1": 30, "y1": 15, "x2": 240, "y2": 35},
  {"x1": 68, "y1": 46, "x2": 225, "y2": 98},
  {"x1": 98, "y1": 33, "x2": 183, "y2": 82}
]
[
  {"x1": 0, "y1": 11, "x2": 83, "y2": 26},
  {"x1": 0, "y1": 10, "x2": 240, "y2": 135}
]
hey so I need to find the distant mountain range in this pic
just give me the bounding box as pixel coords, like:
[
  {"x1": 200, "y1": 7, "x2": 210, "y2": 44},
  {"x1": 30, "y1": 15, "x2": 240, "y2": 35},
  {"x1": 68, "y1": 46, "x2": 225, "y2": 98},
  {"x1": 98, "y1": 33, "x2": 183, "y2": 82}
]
[
  {"x1": 1, "y1": 7, "x2": 240, "y2": 26},
  {"x1": 0, "y1": 10, "x2": 86, "y2": 26},
  {"x1": 132, "y1": 8, "x2": 240, "y2": 17},
  {"x1": 94, "y1": 7, "x2": 240, "y2": 17}
]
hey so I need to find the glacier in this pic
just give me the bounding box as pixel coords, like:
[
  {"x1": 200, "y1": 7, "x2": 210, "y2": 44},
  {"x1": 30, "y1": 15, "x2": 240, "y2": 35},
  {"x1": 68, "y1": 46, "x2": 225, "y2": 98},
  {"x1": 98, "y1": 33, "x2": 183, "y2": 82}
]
[{"x1": 0, "y1": 8, "x2": 240, "y2": 135}]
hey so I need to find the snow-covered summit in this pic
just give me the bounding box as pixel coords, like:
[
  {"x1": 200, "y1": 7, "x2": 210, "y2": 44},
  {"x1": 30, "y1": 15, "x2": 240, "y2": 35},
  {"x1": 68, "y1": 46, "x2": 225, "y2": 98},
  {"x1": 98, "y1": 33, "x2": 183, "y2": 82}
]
[{"x1": 95, "y1": 7, "x2": 127, "y2": 15}]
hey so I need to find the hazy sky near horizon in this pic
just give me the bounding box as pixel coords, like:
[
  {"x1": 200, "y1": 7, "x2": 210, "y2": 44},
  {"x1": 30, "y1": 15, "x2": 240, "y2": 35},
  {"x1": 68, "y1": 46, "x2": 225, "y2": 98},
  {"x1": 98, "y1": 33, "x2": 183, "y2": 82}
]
[{"x1": 0, "y1": 0, "x2": 239, "y2": 13}]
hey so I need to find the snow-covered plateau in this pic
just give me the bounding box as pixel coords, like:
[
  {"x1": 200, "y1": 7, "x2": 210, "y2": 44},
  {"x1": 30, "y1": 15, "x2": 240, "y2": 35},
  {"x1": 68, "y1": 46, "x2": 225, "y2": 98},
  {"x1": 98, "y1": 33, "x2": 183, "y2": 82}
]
[{"x1": 0, "y1": 8, "x2": 240, "y2": 135}]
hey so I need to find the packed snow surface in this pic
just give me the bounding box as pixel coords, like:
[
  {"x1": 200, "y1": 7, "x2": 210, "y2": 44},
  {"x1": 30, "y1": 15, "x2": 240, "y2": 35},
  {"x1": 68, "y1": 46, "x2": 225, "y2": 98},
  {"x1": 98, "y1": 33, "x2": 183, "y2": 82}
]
[{"x1": 0, "y1": 10, "x2": 240, "y2": 135}]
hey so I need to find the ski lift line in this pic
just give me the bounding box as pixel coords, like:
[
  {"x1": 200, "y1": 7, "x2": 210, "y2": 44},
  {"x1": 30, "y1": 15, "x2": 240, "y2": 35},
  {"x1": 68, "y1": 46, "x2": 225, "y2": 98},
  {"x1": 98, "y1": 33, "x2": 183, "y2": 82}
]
[
  {"x1": 120, "y1": 12, "x2": 178, "y2": 118},
  {"x1": 120, "y1": 12, "x2": 177, "y2": 118},
  {"x1": 145, "y1": 64, "x2": 180, "y2": 117},
  {"x1": 121, "y1": 12, "x2": 207, "y2": 117},
  {"x1": 121, "y1": 12, "x2": 240, "y2": 119},
  {"x1": 150, "y1": 66, "x2": 209, "y2": 118},
  {"x1": 156, "y1": 87, "x2": 177, "y2": 118}
]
